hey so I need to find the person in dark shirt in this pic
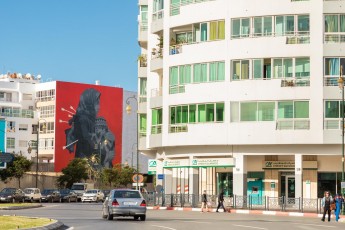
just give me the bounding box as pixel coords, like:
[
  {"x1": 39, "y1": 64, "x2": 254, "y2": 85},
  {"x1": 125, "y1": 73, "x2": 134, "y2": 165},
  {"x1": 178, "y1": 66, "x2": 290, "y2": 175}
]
[
  {"x1": 201, "y1": 190, "x2": 209, "y2": 213},
  {"x1": 216, "y1": 190, "x2": 226, "y2": 213},
  {"x1": 321, "y1": 191, "x2": 333, "y2": 222}
]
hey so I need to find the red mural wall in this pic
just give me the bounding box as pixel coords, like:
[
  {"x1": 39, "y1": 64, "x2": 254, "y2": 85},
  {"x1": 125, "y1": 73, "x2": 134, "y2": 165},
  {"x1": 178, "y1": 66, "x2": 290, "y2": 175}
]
[{"x1": 54, "y1": 81, "x2": 123, "y2": 172}]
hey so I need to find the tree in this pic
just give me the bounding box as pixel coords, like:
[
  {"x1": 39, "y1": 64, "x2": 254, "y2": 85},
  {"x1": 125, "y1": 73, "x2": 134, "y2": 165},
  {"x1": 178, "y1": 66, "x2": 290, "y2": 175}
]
[
  {"x1": 0, "y1": 154, "x2": 32, "y2": 187},
  {"x1": 101, "y1": 164, "x2": 135, "y2": 188},
  {"x1": 56, "y1": 158, "x2": 89, "y2": 188},
  {"x1": 12, "y1": 155, "x2": 32, "y2": 188}
]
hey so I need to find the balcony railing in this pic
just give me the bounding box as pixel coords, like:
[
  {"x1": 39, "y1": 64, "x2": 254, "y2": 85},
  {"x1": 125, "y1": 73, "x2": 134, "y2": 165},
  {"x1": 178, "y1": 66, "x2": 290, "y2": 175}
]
[
  {"x1": 169, "y1": 45, "x2": 183, "y2": 55},
  {"x1": 324, "y1": 119, "x2": 343, "y2": 130},
  {"x1": 0, "y1": 98, "x2": 19, "y2": 103},
  {"x1": 232, "y1": 31, "x2": 310, "y2": 41},
  {"x1": 151, "y1": 125, "x2": 162, "y2": 134},
  {"x1": 276, "y1": 119, "x2": 310, "y2": 130},
  {"x1": 324, "y1": 33, "x2": 345, "y2": 43},
  {"x1": 0, "y1": 109, "x2": 34, "y2": 118},
  {"x1": 170, "y1": 0, "x2": 216, "y2": 16},
  {"x1": 152, "y1": 10, "x2": 164, "y2": 21},
  {"x1": 169, "y1": 124, "x2": 188, "y2": 133},
  {"x1": 281, "y1": 78, "x2": 310, "y2": 87},
  {"x1": 324, "y1": 76, "x2": 339, "y2": 86},
  {"x1": 151, "y1": 88, "x2": 162, "y2": 98},
  {"x1": 139, "y1": 129, "x2": 147, "y2": 138},
  {"x1": 169, "y1": 85, "x2": 185, "y2": 94},
  {"x1": 286, "y1": 35, "x2": 310, "y2": 44}
]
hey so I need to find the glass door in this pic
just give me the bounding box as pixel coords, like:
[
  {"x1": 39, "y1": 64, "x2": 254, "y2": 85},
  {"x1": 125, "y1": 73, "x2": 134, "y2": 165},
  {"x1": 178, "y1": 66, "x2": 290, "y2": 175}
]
[{"x1": 286, "y1": 176, "x2": 295, "y2": 198}]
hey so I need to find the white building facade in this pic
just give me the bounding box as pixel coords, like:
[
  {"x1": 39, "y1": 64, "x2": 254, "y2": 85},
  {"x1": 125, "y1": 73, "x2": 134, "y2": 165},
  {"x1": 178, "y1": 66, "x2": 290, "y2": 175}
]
[{"x1": 138, "y1": 0, "x2": 345, "y2": 198}]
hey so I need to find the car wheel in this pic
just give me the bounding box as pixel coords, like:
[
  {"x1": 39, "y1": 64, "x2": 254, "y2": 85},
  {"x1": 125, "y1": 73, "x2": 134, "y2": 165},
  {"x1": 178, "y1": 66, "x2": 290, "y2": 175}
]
[
  {"x1": 107, "y1": 208, "x2": 113, "y2": 220},
  {"x1": 30, "y1": 198, "x2": 34, "y2": 203},
  {"x1": 140, "y1": 215, "x2": 146, "y2": 221},
  {"x1": 134, "y1": 216, "x2": 139, "y2": 220}
]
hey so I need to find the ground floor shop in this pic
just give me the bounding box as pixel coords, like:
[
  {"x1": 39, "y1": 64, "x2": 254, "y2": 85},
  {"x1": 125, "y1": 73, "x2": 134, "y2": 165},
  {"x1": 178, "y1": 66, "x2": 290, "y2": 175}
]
[{"x1": 151, "y1": 146, "x2": 345, "y2": 198}]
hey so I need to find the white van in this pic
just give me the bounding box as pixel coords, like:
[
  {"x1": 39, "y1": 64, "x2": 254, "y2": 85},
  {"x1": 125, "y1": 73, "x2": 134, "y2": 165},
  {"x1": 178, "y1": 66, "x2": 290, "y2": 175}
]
[{"x1": 23, "y1": 188, "x2": 41, "y2": 202}]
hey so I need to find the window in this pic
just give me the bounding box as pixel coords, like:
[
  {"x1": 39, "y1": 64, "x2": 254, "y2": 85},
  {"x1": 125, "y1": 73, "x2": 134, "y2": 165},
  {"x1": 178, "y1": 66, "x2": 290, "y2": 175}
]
[
  {"x1": 240, "y1": 102, "x2": 257, "y2": 121},
  {"x1": 40, "y1": 105, "x2": 55, "y2": 118},
  {"x1": 23, "y1": 94, "x2": 32, "y2": 100},
  {"x1": 193, "y1": 63, "x2": 207, "y2": 83},
  {"x1": 189, "y1": 105, "x2": 196, "y2": 123},
  {"x1": 209, "y1": 20, "x2": 225, "y2": 40},
  {"x1": 278, "y1": 101, "x2": 309, "y2": 119},
  {"x1": 7, "y1": 138, "x2": 15, "y2": 149},
  {"x1": 209, "y1": 62, "x2": 225, "y2": 81},
  {"x1": 7, "y1": 121, "x2": 15, "y2": 132},
  {"x1": 179, "y1": 65, "x2": 191, "y2": 85},
  {"x1": 231, "y1": 18, "x2": 250, "y2": 38},
  {"x1": 19, "y1": 124, "x2": 28, "y2": 131},
  {"x1": 325, "y1": 101, "x2": 344, "y2": 118},
  {"x1": 258, "y1": 102, "x2": 275, "y2": 121},
  {"x1": 216, "y1": 103, "x2": 224, "y2": 122},
  {"x1": 232, "y1": 60, "x2": 249, "y2": 80},
  {"x1": 152, "y1": 109, "x2": 163, "y2": 125},
  {"x1": 139, "y1": 78, "x2": 147, "y2": 96},
  {"x1": 139, "y1": 114, "x2": 147, "y2": 135}
]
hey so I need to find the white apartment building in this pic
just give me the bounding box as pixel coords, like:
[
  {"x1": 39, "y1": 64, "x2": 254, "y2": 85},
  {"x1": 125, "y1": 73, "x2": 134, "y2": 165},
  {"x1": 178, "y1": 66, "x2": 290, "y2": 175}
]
[
  {"x1": 0, "y1": 73, "x2": 39, "y2": 160},
  {"x1": 138, "y1": 0, "x2": 345, "y2": 199}
]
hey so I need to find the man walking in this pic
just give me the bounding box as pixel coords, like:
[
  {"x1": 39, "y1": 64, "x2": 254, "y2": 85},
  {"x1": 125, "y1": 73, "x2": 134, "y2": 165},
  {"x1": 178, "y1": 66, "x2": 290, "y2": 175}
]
[{"x1": 216, "y1": 190, "x2": 226, "y2": 212}]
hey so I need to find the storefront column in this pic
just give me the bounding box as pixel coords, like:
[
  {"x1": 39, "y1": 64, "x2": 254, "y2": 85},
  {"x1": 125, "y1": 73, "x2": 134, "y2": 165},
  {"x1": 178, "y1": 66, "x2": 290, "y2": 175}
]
[
  {"x1": 163, "y1": 168, "x2": 173, "y2": 194},
  {"x1": 295, "y1": 154, "x2": 303, "y2": 198},
  {"x1": 233, "y1": 153, "x2": 247, "y2": 196},
  {"x1": 189, "y1": 156, "x2": 198, "y2": 195}
]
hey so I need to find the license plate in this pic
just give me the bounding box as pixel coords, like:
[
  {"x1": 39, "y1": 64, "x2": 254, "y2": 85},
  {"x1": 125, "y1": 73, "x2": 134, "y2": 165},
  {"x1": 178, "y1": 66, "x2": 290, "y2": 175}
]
[{"x1": 123, "y1": 202, "x2": 136, "y2": 205}]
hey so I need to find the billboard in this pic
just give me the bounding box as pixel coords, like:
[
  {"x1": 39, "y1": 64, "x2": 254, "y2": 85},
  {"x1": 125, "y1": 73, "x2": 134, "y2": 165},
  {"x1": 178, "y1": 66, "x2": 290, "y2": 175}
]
[
  {"x1": 0, "y1": 119, "x2": 6, "y2": 169},
  {"x1": 54, "y1": 81, "x2": 123, "y2": 172}
]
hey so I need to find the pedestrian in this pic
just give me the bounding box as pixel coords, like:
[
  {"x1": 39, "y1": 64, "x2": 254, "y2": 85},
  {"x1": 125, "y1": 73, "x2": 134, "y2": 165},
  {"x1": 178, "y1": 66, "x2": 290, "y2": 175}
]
[
  {"x1": 200, "y1": 190, "x2": 209, "y2": 213},
  {"x1": 216, "y1": 190, "x2": 226, "y2": 213},
  {"x1": 334, "y1": 193, "x2": 344, "y2": 222},
  {"x1": 321, "y1": 191, "x2": 334, "y2": 222}
]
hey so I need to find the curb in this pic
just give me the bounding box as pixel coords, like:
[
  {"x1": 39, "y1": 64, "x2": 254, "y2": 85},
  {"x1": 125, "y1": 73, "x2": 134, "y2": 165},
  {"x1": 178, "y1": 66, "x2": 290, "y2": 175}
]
[
  {"x1": 147, "y1": 206, "x2": 345, "y2": 222},
  {"x1": 0, "y1": 204, "x2": 43, "y2": 210},
  {"x1": 24, "y1": 220, "x2": 65, "y2": 230}
]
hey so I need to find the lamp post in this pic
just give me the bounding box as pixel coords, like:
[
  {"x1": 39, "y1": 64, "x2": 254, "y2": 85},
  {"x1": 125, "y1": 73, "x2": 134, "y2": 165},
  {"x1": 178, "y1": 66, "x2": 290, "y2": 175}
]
[
  {"x1": 28, "y1": 119, "x2": 46, "y2": 188},
  {"x1": 125, "y1": 95, "x2": 139, "y2": 190},
  {"x1": 338, "y1": 66, "x2": 345, "y2": 215},
  {"x1": 131, "y1": 142, "x2": 137, "y2": 168}
]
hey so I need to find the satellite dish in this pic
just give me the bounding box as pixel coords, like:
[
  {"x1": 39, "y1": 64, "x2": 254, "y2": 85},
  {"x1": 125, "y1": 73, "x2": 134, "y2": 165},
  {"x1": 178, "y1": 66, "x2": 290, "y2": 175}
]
[
  {"x1": 37, "y1": 74, "x2": 41, "y2": 80},
  {"x1": 17, "y1": 73, "x2": 22, "y2": 78},
  {"x1": 26, "y1": 73, "x2": 32, "y2": 79}
]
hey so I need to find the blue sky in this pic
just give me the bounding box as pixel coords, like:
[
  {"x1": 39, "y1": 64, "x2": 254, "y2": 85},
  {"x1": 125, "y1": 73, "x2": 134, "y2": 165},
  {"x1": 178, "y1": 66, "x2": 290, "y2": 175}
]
[{"x1": 0, "y1": 0, "x2": 140, "y2": 92}]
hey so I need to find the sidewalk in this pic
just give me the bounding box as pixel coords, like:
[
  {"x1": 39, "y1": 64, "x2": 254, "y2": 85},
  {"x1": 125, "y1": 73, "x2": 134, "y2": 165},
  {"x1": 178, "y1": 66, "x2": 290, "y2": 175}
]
[{"x1": 147, "y1": 206, "x2": 345, "y2": 222}]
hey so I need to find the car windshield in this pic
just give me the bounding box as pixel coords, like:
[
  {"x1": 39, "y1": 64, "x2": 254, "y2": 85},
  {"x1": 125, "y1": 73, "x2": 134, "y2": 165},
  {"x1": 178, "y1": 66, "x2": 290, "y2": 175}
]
[
  {"x1": 59, "y1": 189, "x2": 70, "y2": 195},
  {"x1": 86, "y1": 190, "x2": 97, "y2": 194},
  {"x1": 71, "y1": 185, "x2": 84, "y2": 190},
  {"x1": 24, "y1": 189, "x2": 35, "y2": 194},
  {"x1": 1, "y1": 188, "x2": 15, "y2": 193},
  {"x1": 114, "y1": 191, "x2": 141, "y2": 199},
  {"x1": 42, "y1": 189, "x2": 55, "y2": 195}
]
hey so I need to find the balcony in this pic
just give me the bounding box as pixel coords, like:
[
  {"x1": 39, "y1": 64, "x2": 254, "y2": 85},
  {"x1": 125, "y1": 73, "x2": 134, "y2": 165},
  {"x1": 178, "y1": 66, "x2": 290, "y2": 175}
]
[
  {"x1": 280, "y1": 78, "x2": 310, "y2": 87},
  {"x1": 276, "y1": 119, "x2": 310, "y2": 130},
  {"x1": 149, "y1": 125, "x2": 162, "y2": 148},
  {"x1": 150, "y1": 50, "x2": 163, "y2": 73},
  {"x1": 151, "y1": 10, "x2": 164, "y2": 34},
  {"x1": 0, "y1": 109, "x2": 34, "y2": 118},
  {"x1": 138, "y1": 0, "x2": 148, "y2": 5},
  {"x1": 169, "y1": 124, "x2": 188, "y2": 133},
  {"x1": 150, "y1": 88, "x2": 162, "y2": 109},
  {"x1": 138, "y1": 55, "x2": 147, "y2": 78},
  {"x1": 138, "y1": 21, "x2": 148, "y2": 47}
]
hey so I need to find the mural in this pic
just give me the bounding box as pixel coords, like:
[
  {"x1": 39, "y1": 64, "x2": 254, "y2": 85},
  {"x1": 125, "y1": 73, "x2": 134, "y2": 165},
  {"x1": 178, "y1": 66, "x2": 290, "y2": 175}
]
[{"x1": 55, "y1": 82, "x2": 123, "y2": 172}]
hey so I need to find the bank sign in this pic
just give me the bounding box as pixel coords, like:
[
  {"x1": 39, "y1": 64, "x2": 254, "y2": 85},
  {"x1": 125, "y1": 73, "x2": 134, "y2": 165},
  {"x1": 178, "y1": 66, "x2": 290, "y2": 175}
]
[
  {"x1": 148, "y1": 160, "x2": 157, "y2": 175},
  {"x1": 263, "y1": 161, "x2": 295, "y2": 169},
  {"x1": 163, "y1": 158, "x2": 235, "y2": 168}
]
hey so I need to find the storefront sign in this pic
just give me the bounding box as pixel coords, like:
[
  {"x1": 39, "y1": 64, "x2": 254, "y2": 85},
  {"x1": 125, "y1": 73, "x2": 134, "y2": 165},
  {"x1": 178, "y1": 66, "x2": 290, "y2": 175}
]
[
  {"x1": 263, "y1": 161, "x2": 295, "y2": 169},
  {"x1": 163, "y1": 159, "x2": 189, "y2": 168},
  {"x1": 191, "y1": 158, "x2": 235, "y2": 168},
  {"x1": 148, "y1": 160, "x2": 157, "y2": 175}
]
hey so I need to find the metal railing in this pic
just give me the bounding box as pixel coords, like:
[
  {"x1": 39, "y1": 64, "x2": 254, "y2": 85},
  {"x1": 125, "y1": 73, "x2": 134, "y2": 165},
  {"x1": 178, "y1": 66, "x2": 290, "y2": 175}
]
[
  {"x1": 276, "y1": 119, "x2": 310, "y2": 130},
  {"x1": 169, "y1": 85, "x2": 185, "y2": 94},
  {"x1": 143, "y1": 194, "x2": 322, "y2": 213},
  {"x1": 151, "y1": 125, "x2": 162, "y2": 134},
  {"x1": 151, "y1": 88, "x2": 162, "y2": 98},
  {"x1": 152, "y1": 10, "x2": 164, "y2": 21},
  {"x1": 281, "y1": 78, "x2": 310, "y2": 87},
  {"x1": 169, "y1": 45, "x2": 183, "y2": 55},
  {"x1": 232, "y1": 32, "x2": 310, "y2": 40},
  {"x1": 324, "y1": 77, "x2": 339, "y2": 86},
  {"x1": 169, "y1": 124, "x2": 188, "y2": 133},
  {"x1": 170, "y1": 0, "x2": 216, "y2": 16},
  {"x1": 324, "y1": 33, "x2": 345, "y2": 43},
  {"x1": 324, "y1": 119, "x2": 343, "y2": 130},
  {"x1": 0, "y1": 109, "x2": 34, "y2": 118}
]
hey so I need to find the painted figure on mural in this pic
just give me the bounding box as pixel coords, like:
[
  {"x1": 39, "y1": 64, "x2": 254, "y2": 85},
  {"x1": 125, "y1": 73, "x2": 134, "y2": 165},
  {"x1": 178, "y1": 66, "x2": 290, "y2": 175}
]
[
  {"x1": 64, "y1": 88, "x2": 115, "y2": 169},
  {"x1": 93, "y1": 117, "x2": 115, "y2": 168},
  {"x1": 65, "y1": 88, "x2": 101, "y2": 159}
]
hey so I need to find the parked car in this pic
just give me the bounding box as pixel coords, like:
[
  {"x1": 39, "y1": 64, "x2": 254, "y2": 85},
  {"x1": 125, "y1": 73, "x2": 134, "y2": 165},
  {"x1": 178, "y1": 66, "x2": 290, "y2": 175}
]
[
  {"x1": 102, "y1": 189, "x2": 147, "y2": 221},
  {"x1": 41, "y1": 189, "x2": 62, "y2": 203},
  {"x1": 0, "y1": 188, "x2": 26, "y2": 203},
  {"x1": 59, "y1": 189, "x2": 78, "y2": 203},
  {"x1": 23, "y1": 188, "x2": 41, "y2": 202},
  {"x1": 81, "y1": 189, "x2": 104, "y2": 203}
]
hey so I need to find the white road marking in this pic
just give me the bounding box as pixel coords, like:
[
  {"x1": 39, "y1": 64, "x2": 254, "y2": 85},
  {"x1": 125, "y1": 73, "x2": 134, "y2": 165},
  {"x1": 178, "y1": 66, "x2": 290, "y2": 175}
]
[
  {"x1": 151, "y1": 225, "x2": 177, "y2": 230},
  {"x1": 233, "y1": 224, "x2": 268, "y2": 230},
  {"x1": 181, "y1": 220, "x2": 211, "y2": 224},
  {"x1": 293, "y1": 223, "x2": 336, "y2": 228}
]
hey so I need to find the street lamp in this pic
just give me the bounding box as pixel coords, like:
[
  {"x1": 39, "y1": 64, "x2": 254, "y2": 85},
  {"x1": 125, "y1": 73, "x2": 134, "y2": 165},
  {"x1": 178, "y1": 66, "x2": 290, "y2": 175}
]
[
  {"x1": 126, "y1": 95, "x2": 139, "y2": 190},
  {"x1": 28, "y1": 119, "x2": 46, "y2": 188},
  {"x1": 338, "y1": 66, "x2": 345, "y2": 215},
  {"x1": 131, "y1": 142, "x2": 137, "y2": 168}
]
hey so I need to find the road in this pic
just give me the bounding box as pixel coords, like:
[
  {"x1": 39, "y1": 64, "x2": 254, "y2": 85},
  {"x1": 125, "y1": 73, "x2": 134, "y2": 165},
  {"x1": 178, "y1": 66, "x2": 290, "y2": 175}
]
[{"x1": 0, "y1": 203, "x2": 342, "y2": 230}]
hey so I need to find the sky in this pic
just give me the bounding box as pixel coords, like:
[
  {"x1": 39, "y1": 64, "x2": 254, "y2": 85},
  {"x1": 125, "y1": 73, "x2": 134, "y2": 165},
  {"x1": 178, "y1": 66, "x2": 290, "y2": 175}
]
[{"x1": 0, "y1": 0, "x2": 140, "y2": 92}]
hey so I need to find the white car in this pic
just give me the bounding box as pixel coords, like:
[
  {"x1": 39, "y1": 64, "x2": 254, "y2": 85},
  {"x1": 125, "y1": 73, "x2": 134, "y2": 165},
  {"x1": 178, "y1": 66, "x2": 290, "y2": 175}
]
[
  {"x1": 81, "y1": 189, "x2": 104, "y2": 203},
  {"x1": 23, "y1": 188, "x2": 41, "y2": 203}
]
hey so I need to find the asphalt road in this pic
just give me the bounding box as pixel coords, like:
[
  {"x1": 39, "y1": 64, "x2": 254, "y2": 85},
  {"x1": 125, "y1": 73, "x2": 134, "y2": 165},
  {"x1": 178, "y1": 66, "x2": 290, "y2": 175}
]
[{"x1": 0, "y1": 203, "x2": 343, "y2": 230}]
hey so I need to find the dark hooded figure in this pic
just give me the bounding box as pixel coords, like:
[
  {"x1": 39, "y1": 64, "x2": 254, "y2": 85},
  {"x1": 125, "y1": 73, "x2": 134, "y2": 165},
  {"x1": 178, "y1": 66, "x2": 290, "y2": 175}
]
[
  {"x1": 65, "y1": 88, "x2": 101, "y2": 159},
  {"x1": 93, "y1": 116, "x2": 115, "y2": 168}
]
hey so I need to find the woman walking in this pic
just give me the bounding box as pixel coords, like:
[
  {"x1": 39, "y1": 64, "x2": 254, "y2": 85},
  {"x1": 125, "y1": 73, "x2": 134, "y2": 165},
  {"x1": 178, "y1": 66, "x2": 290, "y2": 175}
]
[
  {"x1": 321, "y1": 191, "x2": 334, "y2": 222},
  {"x1": 201, "y1": 190, "x2": 209, "y2": 213},
  {"x1": 334, "y1": 193, "x2": 344, "y2": 222}
]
